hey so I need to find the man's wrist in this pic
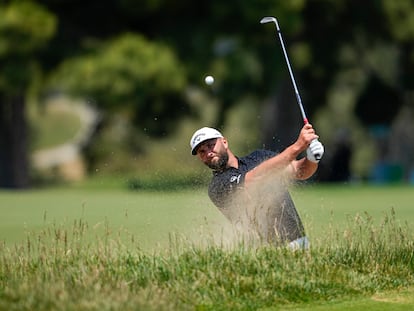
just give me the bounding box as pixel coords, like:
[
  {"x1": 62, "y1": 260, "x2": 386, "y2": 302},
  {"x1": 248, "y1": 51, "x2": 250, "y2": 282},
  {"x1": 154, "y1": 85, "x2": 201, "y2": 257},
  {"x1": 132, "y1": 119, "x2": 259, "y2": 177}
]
[{"x1": 306, "y1": 156, "x2": 320, "y2": 163}]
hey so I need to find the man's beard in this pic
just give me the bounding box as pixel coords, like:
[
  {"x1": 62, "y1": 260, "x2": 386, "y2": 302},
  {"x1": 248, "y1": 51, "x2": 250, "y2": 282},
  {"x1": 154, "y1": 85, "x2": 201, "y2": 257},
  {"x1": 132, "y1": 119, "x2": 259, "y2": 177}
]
[{"x1": 206, "y1": 151, "x2": 229, "y2": 171}]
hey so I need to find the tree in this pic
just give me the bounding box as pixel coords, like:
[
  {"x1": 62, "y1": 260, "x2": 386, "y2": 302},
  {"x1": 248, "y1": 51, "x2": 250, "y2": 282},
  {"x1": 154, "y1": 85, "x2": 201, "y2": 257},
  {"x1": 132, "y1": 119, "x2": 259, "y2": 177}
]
[
  {"x1": 298, "y1": 0, "x2": 414, "y2": 180},
  {"x1": 30, "y1": 0, "x2": 300, "y2": 178},
  {"x1": 50, "y1": 33, "x2": 189, "y2": 137},
  {"x1": 0, "y1": 1, "x2": 56, "y2": 188},
  {"x1": 4, "y1": 0, "x2": 413, "y2": 184},
  {"x1": 41, "y1": 0, "x2": 307, "y2": 131}
]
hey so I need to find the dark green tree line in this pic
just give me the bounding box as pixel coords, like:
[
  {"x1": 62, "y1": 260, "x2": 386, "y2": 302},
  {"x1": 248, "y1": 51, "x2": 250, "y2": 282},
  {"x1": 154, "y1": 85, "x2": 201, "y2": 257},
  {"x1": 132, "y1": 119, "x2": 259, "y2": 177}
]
[{"x1": 1, "y1": 0, "x2": 414, "y2": 187}]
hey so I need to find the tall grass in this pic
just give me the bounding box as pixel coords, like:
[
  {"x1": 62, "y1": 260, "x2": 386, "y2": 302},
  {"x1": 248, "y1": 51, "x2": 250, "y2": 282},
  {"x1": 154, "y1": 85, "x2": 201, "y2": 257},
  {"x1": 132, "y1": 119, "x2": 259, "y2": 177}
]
[{"x1": 1, "y1": 210, "x2": 413, "y2": 311}]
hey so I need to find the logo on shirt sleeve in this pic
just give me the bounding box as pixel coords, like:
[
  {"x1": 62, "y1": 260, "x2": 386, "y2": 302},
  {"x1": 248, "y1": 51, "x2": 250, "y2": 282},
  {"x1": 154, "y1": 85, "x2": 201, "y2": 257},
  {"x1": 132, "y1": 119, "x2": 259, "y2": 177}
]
[{"x1": 229, "y1": 174, "x2": 241, "y2": 184}]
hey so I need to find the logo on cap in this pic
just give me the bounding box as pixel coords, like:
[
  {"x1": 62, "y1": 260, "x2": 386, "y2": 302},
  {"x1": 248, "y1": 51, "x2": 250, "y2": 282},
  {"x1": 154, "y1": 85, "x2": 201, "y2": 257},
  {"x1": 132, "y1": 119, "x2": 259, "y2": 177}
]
[
  {"x1": 192, "y1": 133, "x2": 205, "y2": 145},
  {"x1": 190, "y1": 127, "x2": 223, "y2": 155}
]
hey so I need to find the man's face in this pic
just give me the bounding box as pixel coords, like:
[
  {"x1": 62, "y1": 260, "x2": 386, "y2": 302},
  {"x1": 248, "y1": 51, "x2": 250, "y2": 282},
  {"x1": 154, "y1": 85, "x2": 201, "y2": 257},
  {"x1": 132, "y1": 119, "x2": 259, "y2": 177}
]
[{"x1": 195, "y1": 138, "x2": 229, "y2": 170}]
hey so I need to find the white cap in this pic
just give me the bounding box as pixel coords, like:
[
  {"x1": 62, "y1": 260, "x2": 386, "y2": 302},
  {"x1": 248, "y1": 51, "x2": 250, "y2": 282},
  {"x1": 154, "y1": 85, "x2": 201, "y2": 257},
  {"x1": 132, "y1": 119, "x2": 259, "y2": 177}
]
[{"x1": 190, "y1": 127, "x2": 223, "y2": 155}]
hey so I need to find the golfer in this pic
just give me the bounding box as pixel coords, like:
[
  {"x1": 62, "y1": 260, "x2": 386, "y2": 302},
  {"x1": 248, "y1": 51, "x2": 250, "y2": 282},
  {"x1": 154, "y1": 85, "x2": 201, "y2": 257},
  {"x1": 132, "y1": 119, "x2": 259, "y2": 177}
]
[{"x1": 190, "y1": 124, "x2": 324, "y2": 249}]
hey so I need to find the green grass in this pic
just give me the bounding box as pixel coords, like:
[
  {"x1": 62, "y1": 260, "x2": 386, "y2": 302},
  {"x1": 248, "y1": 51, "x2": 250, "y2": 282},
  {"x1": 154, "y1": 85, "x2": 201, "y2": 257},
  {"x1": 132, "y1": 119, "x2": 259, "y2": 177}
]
[
  {"x1": 292, "y1": 184, "x2": 414, "y2": 243},
  {"x1": 284, "y1": 288, "x2": 414, "y2": 310},
  {"x1": 0, "y1": 184, "x2": 413, "y2": 310},
  {"x1": 2, "y1": 183, "x2": 412, "y2": 248},
  {"x1": 0, "y1": 187, "x2": 224, "y2": 250}
]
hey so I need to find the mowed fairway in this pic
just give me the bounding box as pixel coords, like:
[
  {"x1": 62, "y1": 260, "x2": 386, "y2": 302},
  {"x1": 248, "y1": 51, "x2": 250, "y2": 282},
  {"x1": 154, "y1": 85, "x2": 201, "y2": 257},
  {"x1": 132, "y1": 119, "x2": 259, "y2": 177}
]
[
  {"x1": 0, "y1": 187, "x2": 227, "y2": 250},
  {"x1": 292, "y1": 184, "x2": 414, "y2": 243},
  {"x1": 0, "y1": 184, "x2": 413, "y2": 249}
]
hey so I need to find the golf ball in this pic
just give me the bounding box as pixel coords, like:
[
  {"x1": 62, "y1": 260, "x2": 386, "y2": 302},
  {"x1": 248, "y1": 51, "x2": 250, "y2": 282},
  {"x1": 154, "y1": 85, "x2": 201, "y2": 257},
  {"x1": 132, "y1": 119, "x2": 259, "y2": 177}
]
[{"x1": 204, "y1": 75, "x2": 214, "y2": 85}]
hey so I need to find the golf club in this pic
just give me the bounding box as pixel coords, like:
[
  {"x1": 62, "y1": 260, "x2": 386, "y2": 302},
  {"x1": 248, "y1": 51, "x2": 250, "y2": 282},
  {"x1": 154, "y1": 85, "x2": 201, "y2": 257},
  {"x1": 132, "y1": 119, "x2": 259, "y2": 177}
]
[{"x1": 260, "y1": 16, "x2": 321, "y2": 160}]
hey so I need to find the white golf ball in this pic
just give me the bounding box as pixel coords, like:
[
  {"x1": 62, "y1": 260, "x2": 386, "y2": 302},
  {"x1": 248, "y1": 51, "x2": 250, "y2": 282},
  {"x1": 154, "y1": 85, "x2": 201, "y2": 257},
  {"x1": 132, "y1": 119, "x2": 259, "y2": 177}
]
[{"x1": 204, "y1": 75, "x2": 214, "y2": 85}]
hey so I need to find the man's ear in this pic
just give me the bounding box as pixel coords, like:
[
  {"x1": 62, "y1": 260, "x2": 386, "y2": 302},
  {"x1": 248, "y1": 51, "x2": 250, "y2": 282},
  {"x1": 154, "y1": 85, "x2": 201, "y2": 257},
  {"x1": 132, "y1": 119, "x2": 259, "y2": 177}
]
[{"x1": 222, "y1": 137, "x2": 228, "y2": 148}]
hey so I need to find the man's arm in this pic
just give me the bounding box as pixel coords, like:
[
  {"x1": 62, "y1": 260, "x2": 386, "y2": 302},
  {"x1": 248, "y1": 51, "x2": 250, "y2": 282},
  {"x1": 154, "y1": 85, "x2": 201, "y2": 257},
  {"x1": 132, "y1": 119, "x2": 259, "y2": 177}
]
[
  {"x1": 244, "y1": 124, "x2": 319, "y2": 184},
  {"x1": 290, "y1": 158, "x2": 318, "y2": 180}
]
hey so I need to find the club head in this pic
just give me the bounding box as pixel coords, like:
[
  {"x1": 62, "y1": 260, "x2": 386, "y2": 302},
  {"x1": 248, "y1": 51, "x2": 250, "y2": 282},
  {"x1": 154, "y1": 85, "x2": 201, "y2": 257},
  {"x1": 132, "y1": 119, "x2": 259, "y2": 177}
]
[{"x1": 260, "y1": 16, "x2": 280, "y2": 30}]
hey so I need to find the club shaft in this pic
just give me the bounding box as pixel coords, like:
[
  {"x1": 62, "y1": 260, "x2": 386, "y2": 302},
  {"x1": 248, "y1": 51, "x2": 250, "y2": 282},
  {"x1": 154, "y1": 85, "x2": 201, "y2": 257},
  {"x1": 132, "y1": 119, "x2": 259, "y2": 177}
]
[
  {"x1": 261, "y1": 17, "x2": 321, "y2": 160},
  {"x1": 278, "y1": 32, "x2": 321, "y2": 159},
  {"x1": 276, "y1": 29, "x2": 308, "y2": 124}
]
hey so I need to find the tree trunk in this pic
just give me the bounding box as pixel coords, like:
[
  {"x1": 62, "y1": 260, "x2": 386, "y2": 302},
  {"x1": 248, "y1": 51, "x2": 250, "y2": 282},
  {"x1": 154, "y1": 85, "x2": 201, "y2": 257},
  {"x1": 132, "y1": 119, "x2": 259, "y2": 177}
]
[{"x1": 0, "y1": 94, "x2": 30, "y2": 188}]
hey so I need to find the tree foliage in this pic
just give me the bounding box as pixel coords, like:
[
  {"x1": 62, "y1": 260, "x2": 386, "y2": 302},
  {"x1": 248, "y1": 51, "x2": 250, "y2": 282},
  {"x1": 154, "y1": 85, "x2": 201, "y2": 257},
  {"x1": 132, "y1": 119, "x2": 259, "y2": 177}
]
[
  {"x1": 2, "y1": 0, "x2": 414, "y2": 186},
  {"x1": 0, "y1": 1, "x2": 56, "y2": 93},
  {"x1": 50, "y1": 34, "x2": 188, "y2": 136},
  {"x1": 40, "y1": 0, "x2": 309, "y2": 124}
]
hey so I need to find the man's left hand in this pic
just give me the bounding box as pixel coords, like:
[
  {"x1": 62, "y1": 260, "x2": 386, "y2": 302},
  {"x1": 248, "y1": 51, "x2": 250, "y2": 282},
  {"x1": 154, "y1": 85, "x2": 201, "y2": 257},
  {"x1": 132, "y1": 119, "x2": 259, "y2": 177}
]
[{"x1": 306, "y1": 139, "x2": 324, "y2": 163}]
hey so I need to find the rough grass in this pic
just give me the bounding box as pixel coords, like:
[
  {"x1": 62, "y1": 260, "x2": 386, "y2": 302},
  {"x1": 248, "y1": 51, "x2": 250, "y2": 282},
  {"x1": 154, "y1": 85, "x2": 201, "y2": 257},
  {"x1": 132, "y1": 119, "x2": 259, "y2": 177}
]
[{"x1": 1, "y1": 208, "x2": 413, "y2": 311}]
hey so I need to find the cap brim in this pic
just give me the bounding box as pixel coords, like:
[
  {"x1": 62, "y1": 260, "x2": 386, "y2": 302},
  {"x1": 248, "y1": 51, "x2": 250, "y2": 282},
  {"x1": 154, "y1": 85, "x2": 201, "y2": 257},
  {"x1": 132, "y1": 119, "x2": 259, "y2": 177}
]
[
  {"x1": 191, "y1": 137, "x2": 218, "y2": 155},
  {"x1": 191, "y1": 141, "x2": 203, "y2": 155}
]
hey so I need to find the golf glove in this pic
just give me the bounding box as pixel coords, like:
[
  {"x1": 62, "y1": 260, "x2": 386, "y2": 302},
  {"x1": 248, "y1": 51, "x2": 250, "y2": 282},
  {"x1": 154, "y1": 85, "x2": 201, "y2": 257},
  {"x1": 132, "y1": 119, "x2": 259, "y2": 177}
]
[{"x1": 306, "y1": 139, "x2": 324, "y2": 163}]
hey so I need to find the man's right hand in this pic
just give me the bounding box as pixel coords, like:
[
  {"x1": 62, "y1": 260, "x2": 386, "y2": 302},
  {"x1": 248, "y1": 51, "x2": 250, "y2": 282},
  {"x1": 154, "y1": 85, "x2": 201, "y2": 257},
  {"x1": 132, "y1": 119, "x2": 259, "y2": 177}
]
[{"x1": 297, "y1": 124, "x2": 319, "y2": 151}]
